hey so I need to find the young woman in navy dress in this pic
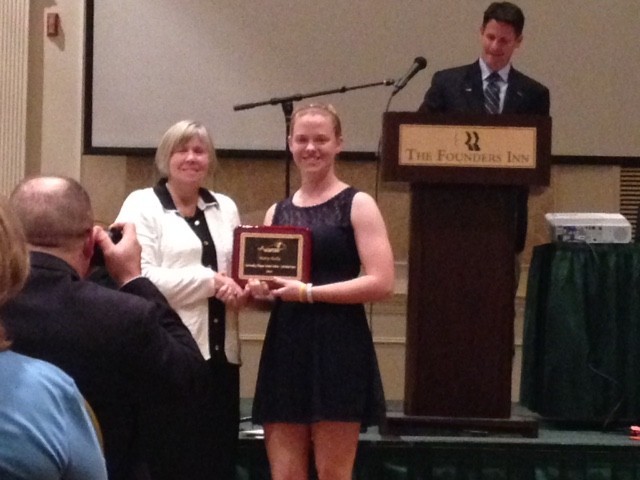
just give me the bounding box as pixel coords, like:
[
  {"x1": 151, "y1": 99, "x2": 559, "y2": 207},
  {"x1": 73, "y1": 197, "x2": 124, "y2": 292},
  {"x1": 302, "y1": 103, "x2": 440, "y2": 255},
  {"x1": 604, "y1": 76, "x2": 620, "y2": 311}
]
[{"x1": 249, "y1": 104, "x2": 395, "y2": 480}]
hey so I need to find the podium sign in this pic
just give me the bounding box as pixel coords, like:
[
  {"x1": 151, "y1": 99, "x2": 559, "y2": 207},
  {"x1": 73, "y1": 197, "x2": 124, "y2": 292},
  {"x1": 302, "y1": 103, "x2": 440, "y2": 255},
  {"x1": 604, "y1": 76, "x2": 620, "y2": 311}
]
[
  {"x1": 399, "y1": 124, "x2": 536, "y2": 168},
  {"x1": 381, "y1": 112, "x2": 551, "y2": 434},
  {"x1": 382, "y1": 112, "x2": 550, "y2": 185}
]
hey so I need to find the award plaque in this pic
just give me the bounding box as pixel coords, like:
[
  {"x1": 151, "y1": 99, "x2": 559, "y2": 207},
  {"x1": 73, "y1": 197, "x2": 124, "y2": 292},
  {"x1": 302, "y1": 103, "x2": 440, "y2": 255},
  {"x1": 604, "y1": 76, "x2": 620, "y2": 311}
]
[{"x1": 232, "y1": 225, "x2": 312, "y2": 287}]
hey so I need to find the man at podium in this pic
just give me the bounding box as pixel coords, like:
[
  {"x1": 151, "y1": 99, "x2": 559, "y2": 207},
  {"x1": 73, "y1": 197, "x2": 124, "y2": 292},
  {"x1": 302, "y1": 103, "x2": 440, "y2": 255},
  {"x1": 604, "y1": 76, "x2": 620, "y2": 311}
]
[
  {"x1": 384, "y1": 1, "x2": 551, "y2": 427},
  {"x1": 418, "y1": 1, "x2": 550, "y2": 257}
]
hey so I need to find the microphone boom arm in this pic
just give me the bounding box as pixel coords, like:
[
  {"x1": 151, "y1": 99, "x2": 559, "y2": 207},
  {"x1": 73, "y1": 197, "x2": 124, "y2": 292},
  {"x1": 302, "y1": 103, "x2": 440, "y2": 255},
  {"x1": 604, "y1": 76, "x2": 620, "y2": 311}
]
[{"x1": 233, "y1": 79, "x2": 394, "y2": 111}]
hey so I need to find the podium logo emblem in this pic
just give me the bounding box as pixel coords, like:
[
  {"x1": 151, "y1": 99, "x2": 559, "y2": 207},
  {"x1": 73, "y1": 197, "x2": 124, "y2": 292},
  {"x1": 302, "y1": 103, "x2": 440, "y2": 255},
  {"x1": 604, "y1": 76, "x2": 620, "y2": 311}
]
[{"x1": 465, "y1": 131, "x2": 480, "y2": 151}]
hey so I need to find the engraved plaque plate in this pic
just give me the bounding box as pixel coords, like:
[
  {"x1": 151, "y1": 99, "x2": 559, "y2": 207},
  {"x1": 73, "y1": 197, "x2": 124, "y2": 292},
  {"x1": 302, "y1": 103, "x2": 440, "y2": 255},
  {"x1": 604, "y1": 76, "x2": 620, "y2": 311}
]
[{"x1": 232, "y1": 225, "x2": 312, "y2": 287}]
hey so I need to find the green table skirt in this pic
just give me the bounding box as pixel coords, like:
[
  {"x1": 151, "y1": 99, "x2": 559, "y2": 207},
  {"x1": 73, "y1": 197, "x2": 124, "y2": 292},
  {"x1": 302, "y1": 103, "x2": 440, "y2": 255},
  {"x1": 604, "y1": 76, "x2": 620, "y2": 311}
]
[{"x1": 520, "y1": 242, "x2": 640, "y2": 422}]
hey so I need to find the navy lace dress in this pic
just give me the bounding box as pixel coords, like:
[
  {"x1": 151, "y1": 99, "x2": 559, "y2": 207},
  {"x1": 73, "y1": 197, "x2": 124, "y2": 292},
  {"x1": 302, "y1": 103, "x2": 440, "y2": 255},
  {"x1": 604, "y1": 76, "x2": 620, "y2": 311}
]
[{"x1": 252, "y1": 187, "x2": 386, "y2": 426}]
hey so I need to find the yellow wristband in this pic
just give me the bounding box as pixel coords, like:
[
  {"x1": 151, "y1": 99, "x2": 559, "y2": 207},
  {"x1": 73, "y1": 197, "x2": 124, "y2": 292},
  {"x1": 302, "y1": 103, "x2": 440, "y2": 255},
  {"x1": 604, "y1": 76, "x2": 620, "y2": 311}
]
[{"x1": 299, "y1": 283, "x2": 307, "y2": 303}]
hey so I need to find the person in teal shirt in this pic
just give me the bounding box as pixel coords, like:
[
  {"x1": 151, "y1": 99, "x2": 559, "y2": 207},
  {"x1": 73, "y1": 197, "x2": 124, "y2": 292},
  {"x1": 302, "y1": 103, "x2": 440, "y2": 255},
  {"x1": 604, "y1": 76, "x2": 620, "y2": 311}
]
[{"x1": 0, "y1": 350, "x2": 108, "y2": 480}]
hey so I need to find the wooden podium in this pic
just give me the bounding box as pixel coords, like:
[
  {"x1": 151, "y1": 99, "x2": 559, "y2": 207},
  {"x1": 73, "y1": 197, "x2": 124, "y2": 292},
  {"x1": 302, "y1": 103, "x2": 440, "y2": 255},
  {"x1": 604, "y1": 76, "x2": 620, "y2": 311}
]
[{"x1": 381, "y1": 112, "x2": 551, "y2": 437}]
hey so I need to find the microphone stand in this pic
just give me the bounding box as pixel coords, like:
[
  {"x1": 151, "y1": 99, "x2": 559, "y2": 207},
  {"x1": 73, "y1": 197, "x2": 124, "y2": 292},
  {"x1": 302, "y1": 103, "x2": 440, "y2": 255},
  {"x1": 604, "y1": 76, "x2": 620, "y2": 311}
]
[{"x1": 233, "y1": 79, "x2": 394, "y2": 197}]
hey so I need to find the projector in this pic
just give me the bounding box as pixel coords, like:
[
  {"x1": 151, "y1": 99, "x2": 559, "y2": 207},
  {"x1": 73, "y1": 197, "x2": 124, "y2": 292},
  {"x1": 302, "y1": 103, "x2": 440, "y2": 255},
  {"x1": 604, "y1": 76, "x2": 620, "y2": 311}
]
[{"x1": 545, "y1": 212, "x2": 632, "y2": 243}]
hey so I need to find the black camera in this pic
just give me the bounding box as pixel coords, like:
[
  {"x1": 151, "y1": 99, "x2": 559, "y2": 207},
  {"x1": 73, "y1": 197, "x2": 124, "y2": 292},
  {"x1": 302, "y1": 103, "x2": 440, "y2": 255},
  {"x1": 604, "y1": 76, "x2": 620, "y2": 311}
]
[{"x1": 91, "y1": 227, "x2": 123, "y2": 267}]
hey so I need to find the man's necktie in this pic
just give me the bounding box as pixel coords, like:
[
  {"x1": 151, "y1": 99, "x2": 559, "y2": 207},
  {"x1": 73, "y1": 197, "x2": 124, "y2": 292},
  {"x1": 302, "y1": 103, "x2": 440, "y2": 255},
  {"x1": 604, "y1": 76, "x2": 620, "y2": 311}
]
[{"x1": 484, "y1": 72, "x2": 501, "y2": 114}]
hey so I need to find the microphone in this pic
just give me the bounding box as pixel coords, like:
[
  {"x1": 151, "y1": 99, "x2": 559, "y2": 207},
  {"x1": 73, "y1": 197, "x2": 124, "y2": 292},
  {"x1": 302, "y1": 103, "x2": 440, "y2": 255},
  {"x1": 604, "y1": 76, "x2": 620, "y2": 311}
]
[{"x1": 392, "y1": 56, "x2": 427, "y2": 95}]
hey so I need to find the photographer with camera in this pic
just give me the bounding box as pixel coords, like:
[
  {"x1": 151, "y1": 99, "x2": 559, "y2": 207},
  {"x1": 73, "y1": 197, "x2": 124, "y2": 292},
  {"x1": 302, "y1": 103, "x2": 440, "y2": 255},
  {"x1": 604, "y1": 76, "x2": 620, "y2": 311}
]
[{"x1": 1, "y1": 175, "x2": 210, "y2": 480}]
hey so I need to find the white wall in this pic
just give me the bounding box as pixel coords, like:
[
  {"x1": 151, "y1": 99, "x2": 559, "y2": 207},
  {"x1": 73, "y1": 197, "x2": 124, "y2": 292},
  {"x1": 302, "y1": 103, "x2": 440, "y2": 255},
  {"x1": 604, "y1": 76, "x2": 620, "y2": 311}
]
[{"x1": 88, "y1": 0, "x2": 640, "y2": 156}]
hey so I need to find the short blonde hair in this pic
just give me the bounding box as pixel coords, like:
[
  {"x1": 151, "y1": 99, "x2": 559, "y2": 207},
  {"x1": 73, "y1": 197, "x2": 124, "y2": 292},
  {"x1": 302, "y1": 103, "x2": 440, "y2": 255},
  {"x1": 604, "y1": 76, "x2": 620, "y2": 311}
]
[
  {"x1": 0, "y1": 196, "x2": 30, "y2": 351},
  {"x1": 155, "y1": 120, "x2": 217, "y2": 177},
  {"x1": 289, "y1": 103, "x2": 343, "y2": 139}
]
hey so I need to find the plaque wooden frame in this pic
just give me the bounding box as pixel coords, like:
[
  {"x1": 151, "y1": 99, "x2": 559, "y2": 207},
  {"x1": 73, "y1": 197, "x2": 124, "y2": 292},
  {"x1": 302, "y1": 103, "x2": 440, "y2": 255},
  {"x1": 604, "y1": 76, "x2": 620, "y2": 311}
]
[{"x1": 232, "y1": 225, "x2": 312, "y2": 287}]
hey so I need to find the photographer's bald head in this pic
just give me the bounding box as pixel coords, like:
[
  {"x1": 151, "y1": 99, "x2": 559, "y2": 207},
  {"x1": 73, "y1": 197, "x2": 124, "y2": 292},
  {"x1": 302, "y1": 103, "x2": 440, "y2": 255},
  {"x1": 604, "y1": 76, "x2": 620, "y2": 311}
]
[{"x1": 10, "y1": 176, "x2": 140, "y2": 286}]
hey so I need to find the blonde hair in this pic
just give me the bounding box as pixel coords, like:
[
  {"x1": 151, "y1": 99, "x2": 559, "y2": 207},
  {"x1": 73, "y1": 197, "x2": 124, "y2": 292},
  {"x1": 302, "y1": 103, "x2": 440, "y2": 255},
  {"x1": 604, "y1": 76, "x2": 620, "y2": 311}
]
[
  {"x1": 155, "y1": 120, "x2": 217, "y2": 177},
  {"x1": 289, "y1": 103, "x2": 343, "y2": 138},
  {"x1": 0, "y1": 196, "x2": 30, "y2": 351}
]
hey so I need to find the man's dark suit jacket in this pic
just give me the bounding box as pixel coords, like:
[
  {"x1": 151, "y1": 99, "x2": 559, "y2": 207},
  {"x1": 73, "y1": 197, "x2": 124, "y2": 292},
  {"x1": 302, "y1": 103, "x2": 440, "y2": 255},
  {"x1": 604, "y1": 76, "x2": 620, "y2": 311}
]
[
  {"x1": 418, "y1": 60, "x2": 550, "y2": 252},
  {"x1": 1, "y1": 252, "x2": 209, "y2": 480}
]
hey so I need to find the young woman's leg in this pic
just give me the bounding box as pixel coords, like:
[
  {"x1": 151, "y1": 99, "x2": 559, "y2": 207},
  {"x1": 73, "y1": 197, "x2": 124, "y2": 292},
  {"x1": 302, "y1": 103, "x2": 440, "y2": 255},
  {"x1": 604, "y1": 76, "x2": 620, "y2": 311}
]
[
  {"x1": 264, "y1": 422, "x2": 311, "y2": 480},
  {"x1": 311, "y1": 421, "x2": 361, "y2": 480}
]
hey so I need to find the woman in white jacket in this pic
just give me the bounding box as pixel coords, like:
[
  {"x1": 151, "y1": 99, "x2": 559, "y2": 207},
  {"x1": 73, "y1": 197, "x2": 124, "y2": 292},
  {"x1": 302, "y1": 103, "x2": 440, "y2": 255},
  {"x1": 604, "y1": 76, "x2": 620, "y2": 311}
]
[{"x1": 117, "y1": 120, "x2": 244, "y2": 480}]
